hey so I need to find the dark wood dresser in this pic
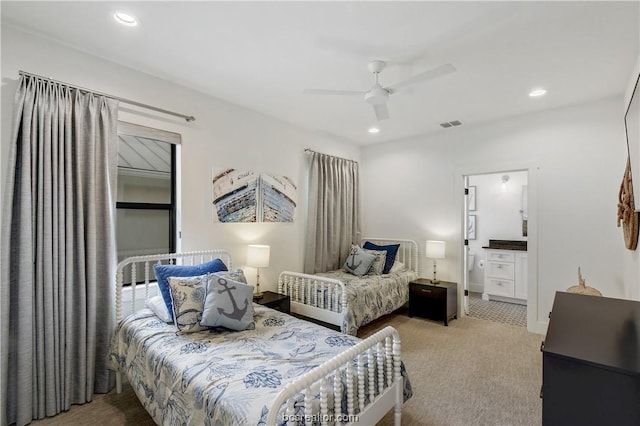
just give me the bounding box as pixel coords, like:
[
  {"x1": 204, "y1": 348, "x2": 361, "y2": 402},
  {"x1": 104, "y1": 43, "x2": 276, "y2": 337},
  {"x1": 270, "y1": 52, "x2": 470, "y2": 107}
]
[{"x1": 542, "y1": 291, "x2": 640, "y2": 425}]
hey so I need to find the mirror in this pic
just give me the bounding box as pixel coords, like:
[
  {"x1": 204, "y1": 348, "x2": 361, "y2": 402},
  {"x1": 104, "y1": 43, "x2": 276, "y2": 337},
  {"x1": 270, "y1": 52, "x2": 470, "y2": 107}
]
[
  {"x1": 625, "y1": 74, "x2": 640, "y2": 211},
  {"x1": 521, "y1": 185, "x2": 528, "y2": 237}
]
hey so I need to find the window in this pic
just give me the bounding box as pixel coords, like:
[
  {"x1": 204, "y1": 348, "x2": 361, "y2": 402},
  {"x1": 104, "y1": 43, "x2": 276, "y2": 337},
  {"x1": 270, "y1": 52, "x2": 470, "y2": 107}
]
[{"x1": 116, "y1": 122, "x2": 180, "y2": 268}]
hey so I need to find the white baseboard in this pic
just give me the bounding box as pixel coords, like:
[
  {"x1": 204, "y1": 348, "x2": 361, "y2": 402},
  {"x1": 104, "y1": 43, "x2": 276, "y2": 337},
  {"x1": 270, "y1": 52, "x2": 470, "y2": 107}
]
[{"x1": 469, "y1": 282, "x2": 484, "y2": 294}]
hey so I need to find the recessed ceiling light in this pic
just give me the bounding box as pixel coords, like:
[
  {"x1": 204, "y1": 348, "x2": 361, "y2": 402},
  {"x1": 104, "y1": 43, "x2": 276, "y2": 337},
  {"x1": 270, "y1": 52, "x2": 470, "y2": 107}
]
[
  {"x1": 529, "y1": 88, "x2": 547, "y2": 97},
  {"x1": 114, "y1": 12, "x2": 138, "y2": 27},
  {"x1": 368, "y1": 127, "x2": 380, "y2": 134}
]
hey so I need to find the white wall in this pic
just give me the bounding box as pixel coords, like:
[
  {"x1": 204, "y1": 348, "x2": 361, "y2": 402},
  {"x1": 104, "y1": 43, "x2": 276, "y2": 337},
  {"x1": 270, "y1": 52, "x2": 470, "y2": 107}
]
[
  {"x1": 468, "y1": 170, "x2": 528, "y2": 292},
  {"x1": 3, "y1": 24, "x2": 636, "y2": 326},
  {"x1": 0, "y1": 25, "x2": 360, "y2": 291},
  {"x1": 361, "y1": 96, "x2": 628, "y2": 332}
]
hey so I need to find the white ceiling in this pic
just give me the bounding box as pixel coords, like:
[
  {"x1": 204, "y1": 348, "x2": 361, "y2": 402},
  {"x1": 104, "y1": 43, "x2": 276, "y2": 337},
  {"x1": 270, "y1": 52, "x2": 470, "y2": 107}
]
[{"x1": 2, "y1": 1, "x2": 638, "y2": 145}]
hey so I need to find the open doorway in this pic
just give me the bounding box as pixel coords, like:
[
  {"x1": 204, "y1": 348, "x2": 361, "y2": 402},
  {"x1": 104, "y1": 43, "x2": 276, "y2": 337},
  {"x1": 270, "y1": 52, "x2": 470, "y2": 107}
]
[{"x1": 463, "y1": 169, "x2": 529, "y2": 327}]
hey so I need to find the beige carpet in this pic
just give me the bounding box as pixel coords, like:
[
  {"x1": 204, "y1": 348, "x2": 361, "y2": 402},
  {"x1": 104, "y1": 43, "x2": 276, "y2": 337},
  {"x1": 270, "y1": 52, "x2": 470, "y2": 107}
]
[
  {"x1": 33, "y1": 313, "x2": 542, "y2": 426},
  {"x1": 30, "y1": 382, "x2": 155, "y2": 426},
  {"x1": 361, "y1": 314, "x2": 542, "y2": 426}
]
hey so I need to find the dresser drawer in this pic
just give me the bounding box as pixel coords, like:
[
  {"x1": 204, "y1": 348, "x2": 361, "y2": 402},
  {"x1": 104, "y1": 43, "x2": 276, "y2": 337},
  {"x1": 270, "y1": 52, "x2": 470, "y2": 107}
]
[
  {"x1": 487, "y1": 261, "x2": 515, "y2": 280},
  {"x1": 487, "y1": 251, "x2": 515, "y2": 262},
  {"x1": 410, "y1": 282, "x2": 446, "y2": 299},
  {"x1": 486, "y1": 278, "x2": 515, "y2": 298}
]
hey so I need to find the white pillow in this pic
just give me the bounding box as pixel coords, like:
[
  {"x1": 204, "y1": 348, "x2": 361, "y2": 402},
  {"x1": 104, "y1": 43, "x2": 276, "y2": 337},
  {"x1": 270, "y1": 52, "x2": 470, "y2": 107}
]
[
  {"x1": 389, "y1": 260, "x2": 406, "y2": 273},
  {"x1": 146, "y1": 295, "x2": 173, "y2": 323}
]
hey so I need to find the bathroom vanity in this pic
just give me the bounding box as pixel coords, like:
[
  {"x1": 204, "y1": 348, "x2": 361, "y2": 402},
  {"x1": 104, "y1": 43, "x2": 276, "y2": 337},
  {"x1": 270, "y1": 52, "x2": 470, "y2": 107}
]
[{"x1": 482, "y1": 240, "x2": 527, "y2": 304}]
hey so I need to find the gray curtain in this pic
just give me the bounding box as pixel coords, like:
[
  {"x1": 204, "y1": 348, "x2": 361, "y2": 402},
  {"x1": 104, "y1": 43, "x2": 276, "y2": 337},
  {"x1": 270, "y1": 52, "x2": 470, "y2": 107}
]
[
  {"x1": 304, "y1": 152, "x2": 361, "y2": 273},
  {"x1": 1, "y1": 75, "x2": 118, "y2": 425}
]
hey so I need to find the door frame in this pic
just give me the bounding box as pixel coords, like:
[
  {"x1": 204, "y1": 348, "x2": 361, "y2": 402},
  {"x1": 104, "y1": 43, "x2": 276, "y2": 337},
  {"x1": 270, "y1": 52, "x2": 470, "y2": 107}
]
[{"x1": 456, "y1": 160, "x2": 544, "y2": 334}]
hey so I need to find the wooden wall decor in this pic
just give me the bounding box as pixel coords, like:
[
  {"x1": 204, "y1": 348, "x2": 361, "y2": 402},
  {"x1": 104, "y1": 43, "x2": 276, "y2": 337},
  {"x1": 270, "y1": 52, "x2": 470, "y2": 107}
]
[
  {"x1": 212, "y1": 168, "x2": 297, "y2": 223},
  {"x1": 617, "y1": 157, "x2": 639, "y2": 250}
]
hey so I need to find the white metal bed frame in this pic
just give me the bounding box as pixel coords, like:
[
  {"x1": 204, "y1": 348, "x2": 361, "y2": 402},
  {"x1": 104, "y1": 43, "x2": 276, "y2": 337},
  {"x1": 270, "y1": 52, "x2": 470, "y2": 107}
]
[
  {"x1": 113, "y1": 249, "x2": 405, "y2": 426},
  {"x1": 278, "y1": 238, "x2": 419, "y2": 334}
]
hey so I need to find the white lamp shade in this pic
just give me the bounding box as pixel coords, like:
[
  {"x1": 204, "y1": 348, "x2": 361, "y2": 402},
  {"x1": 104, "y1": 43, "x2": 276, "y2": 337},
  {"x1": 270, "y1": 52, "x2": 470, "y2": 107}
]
[
  {"x1": 247, "y1": 244, "x2": 270, "y2": 267},
  {"x1": 426, "y1": 240, "x2": 446, "y2": 259}
]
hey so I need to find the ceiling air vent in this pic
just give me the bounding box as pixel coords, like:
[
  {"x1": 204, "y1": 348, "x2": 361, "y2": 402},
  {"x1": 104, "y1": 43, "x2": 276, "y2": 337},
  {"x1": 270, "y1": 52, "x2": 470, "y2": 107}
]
[{"x1": 440, "y1": 120, "x2": 463, "y2": 128}]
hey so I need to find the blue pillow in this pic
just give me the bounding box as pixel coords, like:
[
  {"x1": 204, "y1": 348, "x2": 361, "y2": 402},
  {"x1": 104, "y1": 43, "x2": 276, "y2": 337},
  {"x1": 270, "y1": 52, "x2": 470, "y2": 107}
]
[
  {"x1": 362, "y1": 242, "x2": 401, "y2": 274},
  {"x1": 154, "y1": 258, "x2": 228, "y2": 319}
]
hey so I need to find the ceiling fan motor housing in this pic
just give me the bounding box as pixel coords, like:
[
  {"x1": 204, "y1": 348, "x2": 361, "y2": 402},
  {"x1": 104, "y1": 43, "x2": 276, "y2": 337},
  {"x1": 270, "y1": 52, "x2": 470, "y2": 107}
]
[{"x1": 364, "y1": 85, "x2": 389, "y2": 105}]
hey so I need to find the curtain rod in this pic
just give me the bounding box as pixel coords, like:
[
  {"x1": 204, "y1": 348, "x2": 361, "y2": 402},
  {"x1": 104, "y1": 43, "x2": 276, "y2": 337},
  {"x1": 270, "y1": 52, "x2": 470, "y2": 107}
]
[
  {"x1": 304, "y1": 148, "x2": 358, "y2": 163},
  {"x1": 19, "y1": 70, "x2": 196, "y2": 122}
]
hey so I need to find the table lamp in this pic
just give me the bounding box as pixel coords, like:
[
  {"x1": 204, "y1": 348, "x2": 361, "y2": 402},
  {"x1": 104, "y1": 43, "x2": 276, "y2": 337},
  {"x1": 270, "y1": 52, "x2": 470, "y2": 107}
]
[
  {"x1": 426, "y1": 240, "x2": 446, "y2": 283},
  {"x1": 247, "y1": 244, "x2": 270, "y2": 299}
]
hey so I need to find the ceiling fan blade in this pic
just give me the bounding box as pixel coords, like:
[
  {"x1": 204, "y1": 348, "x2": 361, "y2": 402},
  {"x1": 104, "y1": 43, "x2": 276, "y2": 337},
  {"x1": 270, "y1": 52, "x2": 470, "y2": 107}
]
[
  {"x1": 303, "y1": 89, "x2": 365, "y2": 96},
  {"x1": 373, "y1": 103, "x2": 389, "y2": 121},
  {"x1": 387, "y1": 63, "x2": 456, "y2": 92}
]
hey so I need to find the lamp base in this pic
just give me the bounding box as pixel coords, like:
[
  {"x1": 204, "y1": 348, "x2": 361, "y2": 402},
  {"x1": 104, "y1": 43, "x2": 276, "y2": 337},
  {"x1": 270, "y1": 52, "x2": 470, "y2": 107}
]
[
  {"x1": 253, "y1": 292, "x2": 264, "y2": 300},
  {"x1": 431, "y1": 279, "x2": 440, "y2": 284}
]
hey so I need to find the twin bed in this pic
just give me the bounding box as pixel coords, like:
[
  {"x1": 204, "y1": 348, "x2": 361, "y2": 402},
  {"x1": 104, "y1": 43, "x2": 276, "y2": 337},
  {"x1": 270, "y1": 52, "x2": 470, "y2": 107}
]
[
  {"x1": 279, "y1": 238, "x2": 419, "y2": 335},
  {"x1": 109, "y1": 241, "x2": 417, "y2": 425}
]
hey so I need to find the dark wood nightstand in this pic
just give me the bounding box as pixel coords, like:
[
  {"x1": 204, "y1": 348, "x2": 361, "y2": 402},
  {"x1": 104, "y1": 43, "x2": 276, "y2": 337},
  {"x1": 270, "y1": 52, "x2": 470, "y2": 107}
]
[
  {"x1": 409, "y1": 279, "x2": 457, "y2": 326},
  {"x1": 254, "y1": 291, "x2": 290, "y2": 314}
]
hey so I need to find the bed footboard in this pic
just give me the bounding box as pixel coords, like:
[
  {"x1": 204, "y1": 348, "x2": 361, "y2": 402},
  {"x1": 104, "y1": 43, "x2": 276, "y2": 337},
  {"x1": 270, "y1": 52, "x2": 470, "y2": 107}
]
[
  {"x1": 114, "y1": 249, "x2": 232, "y2": 393},
  {"x1": 266, "y1": 326, "x2": 404, "y2": 426},
  {"x1": 279, "y1": 271, "x2": 348, "y2": 332}
]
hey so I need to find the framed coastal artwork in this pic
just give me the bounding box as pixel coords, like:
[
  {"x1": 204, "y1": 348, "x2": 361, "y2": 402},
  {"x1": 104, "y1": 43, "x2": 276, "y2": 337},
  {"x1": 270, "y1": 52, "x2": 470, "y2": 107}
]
[
  {"x1": 468, "y1": 186, "x2": 476, "y2": 211},
  {"x1": 212, "y1": 168, "x2": 297, "y2": 223},
  {"x1": 468, "y1": 215, "x2": 476, "y2": 240}
]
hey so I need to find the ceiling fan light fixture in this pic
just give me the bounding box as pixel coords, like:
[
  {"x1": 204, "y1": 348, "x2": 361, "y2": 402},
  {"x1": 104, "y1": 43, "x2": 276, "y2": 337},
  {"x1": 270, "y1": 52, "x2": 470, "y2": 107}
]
[{"x1": 114, "y1": 11, "x2": 138, "y2": 27}]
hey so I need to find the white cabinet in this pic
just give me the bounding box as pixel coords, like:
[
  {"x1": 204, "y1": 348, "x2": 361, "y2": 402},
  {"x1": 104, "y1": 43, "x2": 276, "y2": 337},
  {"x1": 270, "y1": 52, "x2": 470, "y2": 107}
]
[
  {"x1": 483, "y1": 249, "x2": 527, "y2": 304},
  {"x1": 515, "y1": 253, "x2": 528, "y2": 300}
]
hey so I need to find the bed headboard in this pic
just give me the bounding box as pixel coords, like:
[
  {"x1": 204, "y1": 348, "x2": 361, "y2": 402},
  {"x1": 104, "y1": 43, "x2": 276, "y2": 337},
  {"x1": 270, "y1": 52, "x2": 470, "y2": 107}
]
[
  {"x1": 361, "y1": 237, "x2": 419, "y2": 275},
  {"x1": 115, "y1": 249, "x2": 232, "y2": 323}
]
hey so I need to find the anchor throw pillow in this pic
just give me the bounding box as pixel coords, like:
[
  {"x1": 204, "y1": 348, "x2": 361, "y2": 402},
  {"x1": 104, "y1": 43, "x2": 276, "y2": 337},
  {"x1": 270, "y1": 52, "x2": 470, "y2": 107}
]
[
  {"x1": 343, "y1": 245, "x2": 376, "y2": 277},
  {"x1": 201, "y1": 275, "x2": 255, "y2": 331},
  {"x1": 154, "y1": 258, "x2": 228, "y2": 320},
  {"x1": 213, "y1": 268, "x2": 248, "y2": 284},
  {"x1": 168, "y1": 275, "x2": 209, "y2": 333}
]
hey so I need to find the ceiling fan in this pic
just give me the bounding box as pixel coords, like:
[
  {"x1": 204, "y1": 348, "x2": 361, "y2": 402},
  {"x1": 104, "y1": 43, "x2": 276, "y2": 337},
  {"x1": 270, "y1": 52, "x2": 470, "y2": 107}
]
[{"x1": 303, "y1": 61, "x2": 456, "y2": 121}]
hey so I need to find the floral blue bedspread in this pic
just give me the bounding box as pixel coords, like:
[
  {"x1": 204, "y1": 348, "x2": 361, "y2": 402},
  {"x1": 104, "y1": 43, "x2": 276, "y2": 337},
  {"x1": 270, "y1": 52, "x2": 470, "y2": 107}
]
[
  {"x1": 316, "y1": 270, "x2": 417, "y2": 335},
  {"x1": 108, "y1": 305, "x2": 412, "y2": 425}
]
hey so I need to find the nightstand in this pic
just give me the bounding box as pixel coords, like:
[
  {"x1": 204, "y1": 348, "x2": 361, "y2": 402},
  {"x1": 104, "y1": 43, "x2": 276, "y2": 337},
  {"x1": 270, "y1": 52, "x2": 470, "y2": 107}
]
[
  {"x1": 409, "y1": 279, "x2": 457, "y2": 326},
  {"x1": 254, "y1": 291, "x2": 290, "y2": 314}
]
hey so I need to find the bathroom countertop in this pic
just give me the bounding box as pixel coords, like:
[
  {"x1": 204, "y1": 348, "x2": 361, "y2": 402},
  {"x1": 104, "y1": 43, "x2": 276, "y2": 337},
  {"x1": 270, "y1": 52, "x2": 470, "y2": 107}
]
[{"x1": 482, "y1": 239, "x2": 527, "y2": 251}]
